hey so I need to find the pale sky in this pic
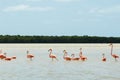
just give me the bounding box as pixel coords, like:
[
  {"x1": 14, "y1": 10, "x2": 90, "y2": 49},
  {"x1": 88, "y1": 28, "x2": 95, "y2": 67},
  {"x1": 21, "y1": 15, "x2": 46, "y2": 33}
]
[{"x1": 0, "y1": 0, "x2": 120, "y2": 37}]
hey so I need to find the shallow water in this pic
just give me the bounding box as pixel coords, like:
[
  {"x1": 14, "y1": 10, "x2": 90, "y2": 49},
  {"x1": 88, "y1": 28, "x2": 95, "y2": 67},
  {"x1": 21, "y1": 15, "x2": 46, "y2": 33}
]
[{"x1": 0, "y1": 44, "x2": 120, "y2": 80}]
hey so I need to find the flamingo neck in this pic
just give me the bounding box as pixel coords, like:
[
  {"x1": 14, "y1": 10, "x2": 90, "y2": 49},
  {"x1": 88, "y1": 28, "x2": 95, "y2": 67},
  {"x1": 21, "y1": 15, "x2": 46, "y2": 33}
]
[
  {"x1": 103, "y1": 55, "x2": 104, "y2": 58},
  {"x1": 71, "y1": 54, "x2": 74, "y2": 58},
  {"x1": 63, "y1": 53, "x2": 65, "y2": 59},
  {"x1": 63, "y1": 52, "x2": 66, "y2": 58},
  {"x1": 4, "y1": 53, "x2": 6, "y2": 56},
  {"x1": 79, "y1": 51, "x2": 82, "y2": 57},
  {"x1": 63, "y1": 52, "x2": 68, "y2": 59},
  {"x1": 111, "y1": 45, "x2": 113, "y2": 55},
  {"x1": 49, "y1": 51, "x2": 52, "y2": 57},
  {"x1": 27, "y1": 51, "x2": 29, "y2": 54}
]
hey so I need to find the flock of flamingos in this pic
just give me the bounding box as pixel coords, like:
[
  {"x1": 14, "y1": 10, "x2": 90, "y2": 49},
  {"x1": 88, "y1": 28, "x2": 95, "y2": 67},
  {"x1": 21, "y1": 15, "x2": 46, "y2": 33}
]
[{"x1": 0, "y1": 43, "x2": 119, "y2": 62}]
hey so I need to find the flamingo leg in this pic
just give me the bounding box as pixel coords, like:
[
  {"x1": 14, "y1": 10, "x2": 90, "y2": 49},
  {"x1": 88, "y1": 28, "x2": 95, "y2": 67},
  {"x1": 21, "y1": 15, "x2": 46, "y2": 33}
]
[
  {"x1": 55, "y1": 58, "x2": 59, "y2": 61},
  {"x1": 30, "y1": 58, "x2": 32, "y2": 61},
  {"x1": 115, "y1": 58, "x2": 117, "y2": 61},
  {"x1": 52, "y1": 58, "x2": 53, "y2": 61}
]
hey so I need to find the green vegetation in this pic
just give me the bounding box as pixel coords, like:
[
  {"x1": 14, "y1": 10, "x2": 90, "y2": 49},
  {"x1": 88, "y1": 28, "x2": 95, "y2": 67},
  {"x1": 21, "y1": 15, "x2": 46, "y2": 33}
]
[{"x1": 0, "y1": 35, "x2": 120, "y2": 43}]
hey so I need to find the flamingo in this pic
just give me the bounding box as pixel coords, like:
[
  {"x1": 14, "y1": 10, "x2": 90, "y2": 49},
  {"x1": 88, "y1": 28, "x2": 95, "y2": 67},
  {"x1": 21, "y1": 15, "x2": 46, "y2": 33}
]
[
  {"x1": 27, "y1": 50, "x2": 34, "y2": 61},
  {"x1": 0, "y1": 50, "x2": 16, "y2": 61},
  {"x1": 71, "y1": 54, "x2": 80, "y2": 60},
  {"x1": 109, "y1": 43, "x2": 119, "y2": 61},
  {"x1": 3, "y1": 53, "x2": 12, "y2": 61},
  {"x1": 48, "y1": 48, "x2": 58, "y2": 61},
  {"x1": 102, "y1": 53, "x2": 106, "y2": 62},
  {"x1": 0, "y1": 54, "x2": 6, "y2": 60},
  {"x1": 4, "y1": 52, "x2": 16, "y2": 60},
  {"x1": 4, "y1": 57, "x2": 12, "y2": 61},
  {"x1": 63, "y1": 50, "x2": 71, "y2": 61},
  {"x1": 0, "y1": 50, "x2": 6, "y2": 60},
  {"x1": 79, "y1": 48, "x2": 87, "y2": 61}
]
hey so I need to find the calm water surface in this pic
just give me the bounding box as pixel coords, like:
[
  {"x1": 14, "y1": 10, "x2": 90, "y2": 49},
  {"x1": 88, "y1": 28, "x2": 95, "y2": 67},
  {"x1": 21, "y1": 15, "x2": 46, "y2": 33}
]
[{"x1": 0, "y1": 44, "x2": 120, "y2": 80}]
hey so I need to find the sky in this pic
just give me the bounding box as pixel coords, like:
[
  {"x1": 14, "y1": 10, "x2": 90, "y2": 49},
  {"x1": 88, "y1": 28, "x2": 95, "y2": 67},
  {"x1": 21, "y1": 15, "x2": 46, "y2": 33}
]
[{"x1": 0, "y1": 0, "x2": 120, "y2": 37}]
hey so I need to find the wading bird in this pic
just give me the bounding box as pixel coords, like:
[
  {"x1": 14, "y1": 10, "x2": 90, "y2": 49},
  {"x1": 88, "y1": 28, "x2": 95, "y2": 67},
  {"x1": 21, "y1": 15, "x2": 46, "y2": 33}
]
[
  {"x1": 3, "y1": 53, "x2": 12, "y2": 61},
  {"x1": 109, "y1": 43, "x2": 119, "y2": 61},
  {"x1": 48, "y1": 48, "x2": 58, "y2": 61},
  {"x1": 102, "y1": 53, "x2": 106, "y2": 62},
  {"x1": 63, "y1": 50, "x2": 71, "y2": 61},
  {"x1": 79, "y1": 48, "x2": 87, "y2": 61},
  {"x1": 71, "y1": 54, "x2": 80, "y2": 61},
  {"x1": 0, "y1": 50, "x2": 6, "y2": 60},
  {"x1": 27, "y1": 50, "x2": 34, "y2": 61},
  {"x1": 5, "y1": 57, "x2": 12, "y2": 61}
]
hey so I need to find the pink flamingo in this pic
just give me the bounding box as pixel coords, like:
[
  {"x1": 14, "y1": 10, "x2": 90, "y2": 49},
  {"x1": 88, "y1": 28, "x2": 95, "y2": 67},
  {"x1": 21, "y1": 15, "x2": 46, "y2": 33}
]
[
  {"x1": 71, "y1": 54, "x2": 80, "y2": 60},
  {"x1": 0, "y1": 50, "x2": 16, "y2": 61},
  {"x1": 27, "y1": 50, "x2": 34, "y2": 61},
  {"x1": 79, "y1": 48, "x2": 87, "y2": 61},
  {"x1": 5, "y1": 57, "x2": 12, "y2": 61},
  {"x1": 48, "y1": 48, "x2": 58, "y2": 61},
  {"x1": 0, "y1": 54, "x2": 6, "y2": 60},
  {"x1": 63, "y1": 50, "x2": 71, "y2": 61},
  {"x1": 0, "y1": 50, "x2": 6, "y2": 60},
  {"x1": 3, "y1": 53, "x2": 12, "y2": 61},
  {"x1": 102, "y1": 53, "x2": 106, "y2": 62},
  {"x1": 109, "y1": 43, "x2": 119, "y2": 61}
]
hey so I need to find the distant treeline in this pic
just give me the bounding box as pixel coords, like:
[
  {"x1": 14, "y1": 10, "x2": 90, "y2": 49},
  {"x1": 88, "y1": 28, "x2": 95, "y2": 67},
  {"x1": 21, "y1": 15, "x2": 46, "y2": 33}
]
[{"x1": 0, "y1": 35, "x2": 120, "y2": 43}]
